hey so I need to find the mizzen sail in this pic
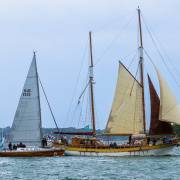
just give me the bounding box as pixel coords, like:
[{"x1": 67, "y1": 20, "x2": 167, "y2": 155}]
[
  {"x1": 156, "y1": 68, "x2": 180, "y2": 125},
  {"x1": 148, "y1": 75, "x2": 174, "y2": 135},
  {"x1": 105, "y1": 62, "x2": 144, "y2": 135},
  {"x1": 10, "y1": 53, "x2": 42, "y2": 146}
]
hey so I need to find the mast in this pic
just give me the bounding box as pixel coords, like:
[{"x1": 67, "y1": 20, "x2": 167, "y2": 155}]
[
  {"x1": 89, "y1": 31, "x2": 96, "y2": 135},
  {"x1": 34, "y1": 51, "x2": 43, "y2": 141},
  {"x1": 138, "y1": 7, "x2": 146, "y2": 133}
]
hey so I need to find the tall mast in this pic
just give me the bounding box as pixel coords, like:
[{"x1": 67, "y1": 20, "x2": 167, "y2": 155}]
[
  {"x1": 138, "y1": 7, "x2": 146, "y2": 133},
  {"x1": 89, "y1": 31, "x2": 96, "y2": 135},
  {"x1": 34, "y1": 51, "x2": 43, "y2": 140}
]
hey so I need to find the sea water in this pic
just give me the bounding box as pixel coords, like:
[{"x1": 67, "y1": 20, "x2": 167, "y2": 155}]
[{"x1": 0, "y1": 149, "x2": 180, "y2": 180}]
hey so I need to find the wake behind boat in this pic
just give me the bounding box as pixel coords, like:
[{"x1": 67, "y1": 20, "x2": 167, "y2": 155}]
[
  {"x1": 0, "y1": 52, "x2": 64, "y2": 157},
  {"x1": 57, "y1": 8, "x2": 180, "y2": 157}
]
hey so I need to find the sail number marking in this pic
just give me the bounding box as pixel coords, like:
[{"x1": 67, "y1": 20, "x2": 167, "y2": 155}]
[{"x1": 23, "y1": 89, "x2": 31, "y2": 96}]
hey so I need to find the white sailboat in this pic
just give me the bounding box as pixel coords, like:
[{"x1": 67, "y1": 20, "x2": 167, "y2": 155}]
[
  {"x1": 0, "y1": 128, "x2": 4, "y2": 150},
  {"x1": 0, "y1": 52, "x2": 64, "y2": 157}
]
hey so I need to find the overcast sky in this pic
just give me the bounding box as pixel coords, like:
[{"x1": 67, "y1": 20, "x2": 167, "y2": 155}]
[{"x1": 0, "y1": 0, "x2": 180, "y2": 129}]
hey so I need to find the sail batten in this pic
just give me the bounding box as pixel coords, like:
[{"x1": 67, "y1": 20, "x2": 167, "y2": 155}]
[
  {"x1": 105, "y1": 62, "x2": 144, "y2": 135},
  {"x1": 155, "y1": 67, "x2": 180, "y2": 125},
  {"x1": 9, "y1": 53, "x2": 42, "y2": 146}
]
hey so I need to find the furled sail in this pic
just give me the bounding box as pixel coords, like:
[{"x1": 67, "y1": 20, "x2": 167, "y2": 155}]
[
  {"x1": 9, "y1": 53, "x2": 42, "y2": 146},
  {"x1": 148, "y1": 75, "x2": 174, "y2": 135},
  {"x1": 105, "y1": 62, "x2": 144, "y2": 135},
  {"x1": 156, "y1": 68, "x2": 180, "y2": 125}
]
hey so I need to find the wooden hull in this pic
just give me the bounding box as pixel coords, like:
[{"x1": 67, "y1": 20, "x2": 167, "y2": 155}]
[
  {"x1": 65, "y1": 143, "x2": 177, "y2": 157},
  {"x1": 0, "y1": 148, "x2": 64, "y2": 157}
]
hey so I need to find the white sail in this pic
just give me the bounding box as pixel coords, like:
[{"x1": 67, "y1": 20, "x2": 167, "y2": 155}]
[
  {"x1": 105, "y1": 63, "x2": 144, "y2": 135},
  {"x1": 9, "y1": 53, "x2": 42, "y2": 146},
  {"x1": 0, "y1": 129, "x2": 4, "y2": 149},
  {"x1": 156, "y1": 68, "x2": 180, "y2": 125}
]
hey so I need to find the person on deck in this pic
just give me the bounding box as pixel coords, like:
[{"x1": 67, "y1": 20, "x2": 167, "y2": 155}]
[
  {"x1": 152, "y1": 138, "x2": 157, "y2": 145},
  {"x1": 8, "y1": 142, "x2": 12, "y2": 150},
  {"x1": 44, "y1": 138, "x2": 47, "y2": 147},
  {"x1": 147, "y1": 137, "x2": 150, "y2": 145},
  {"x1": 113, "y1": 142, "x2": 117, "y2": 148},
  {"x1": 13, "y1": 144, "x2": 17, "y2": 150},
  {"x1": 42, "y1": 138, "x2": 47, "y2": 148}
]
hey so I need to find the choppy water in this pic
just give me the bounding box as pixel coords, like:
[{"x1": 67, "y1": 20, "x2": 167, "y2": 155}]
[{"x1": 1, "y1": 150, "x2": 180, "y2": 180}]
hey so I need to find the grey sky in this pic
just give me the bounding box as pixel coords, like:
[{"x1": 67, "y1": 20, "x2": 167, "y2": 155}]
[{"x1": 0, "y1": 0, "x2": 180, "y2": 129}]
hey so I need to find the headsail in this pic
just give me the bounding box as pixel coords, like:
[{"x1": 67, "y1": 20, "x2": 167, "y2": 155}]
[
  {"x1": 155, "y1": 67, "x2": 180, "y2": 125},
  {"x1": 9, "y1": 53, "x2": 42, "y2": 146},
  {"x1": 105, "y1": 62, "x2": 144, "y2": 135},
  {"x1": 148, "y1": 75, "x2": 174, "y2": 135}
]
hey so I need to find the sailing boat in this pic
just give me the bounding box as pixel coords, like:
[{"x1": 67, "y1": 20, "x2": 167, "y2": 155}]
[
  {"x1": 64, "y1": 8, "x2": 180, "y2": 156},
  {"x1": 0, "y1": 128, "x2": 4, "y2": 150},
  {"x1": 0, "y1": 52, "x2": 64, "y2": 157}
]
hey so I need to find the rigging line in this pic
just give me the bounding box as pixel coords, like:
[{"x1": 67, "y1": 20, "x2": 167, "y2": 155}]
[
  {"x1": 156, "y1": 47, "x2": 180, "y2": 79},
  {"x1": 70, "y1": 71, "x2": 89, "y2": 127},
  {"x1": 94, "y1": 13, "x2": 136, "y2": 67},
  {"x1": 141, "y1": 13, "x2": 180, "y2": 79},
  {"x1": 93, "y1": 93, "x2": 101, "y2": 130},
  {"x1": 118, "y1": 49, "x2": 138, "y2": 70},
  {"x1": 69, "y1": 100, "x2": 81, "y2": 128},
  {"x1": 130, "y1": 61, "x2": 141, "y2": 96},
  {"x1": 127, "y1": 49, "x2": 138, "y2": 69},
  {"x1": 65, "y1": 39, "x2": 88, "y2": 126},
  {"x1": 84, "y1": 88, "x2": 90, "y2": 128},
  {"x1": 38, "y1": 77, "x2": 60, "y2": 134},
  {"x1": 143, "y1": 49, "x2": 156, "y2": 68},
  {"x1": 130, "y1": 60, "x2": 143, "y2": 131},
  {"x1": 77, "y1": 85, "x2": 86, "y2": 128},
  {"x1": 94, "y1": 11, "x2": 136, "y2": 33},
  {"x1": 95, "y1": 111, "x2": 100, "y2": 131},
  {"x1": 141, "y1": 14, "x2": 180, "y2": 88},
  {"x1": 144, "y1": 50, "x2": 180, "y2": 117},
  {"x1": 78, "y1": 81, "x2": 90, "y2": 103},
  {"x1": 70, "y1": 75, "x2": 88, "y2": 124},
  {"x1": 144, "y1": 49, "x2": 180, "y2": 87}
]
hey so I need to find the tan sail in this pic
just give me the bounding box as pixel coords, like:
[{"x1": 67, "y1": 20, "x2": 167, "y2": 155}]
[
  {"x1": 105, "y1": 62, "x2": 144, "y2": 135},
  {"x1": 156, "y1": 68, "x2": 180, "y2": 125}
]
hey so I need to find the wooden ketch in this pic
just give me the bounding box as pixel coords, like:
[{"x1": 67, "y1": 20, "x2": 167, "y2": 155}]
[{"x1": 62, "y1": 8, "x2": 180, "y2": 156}]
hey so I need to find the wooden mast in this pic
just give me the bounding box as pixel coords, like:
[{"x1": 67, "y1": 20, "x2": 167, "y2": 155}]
[
  {"x1": 138, "y1": 7, "x2": 146, "y2": 133},
  {"x1": 89, "y1": 31, "x2": 96, "y2": 135}
]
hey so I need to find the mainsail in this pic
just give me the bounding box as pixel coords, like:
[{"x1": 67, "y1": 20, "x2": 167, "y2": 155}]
[
  {"x1": 0, "y1": 129, "x2": 4, "y2": 149},
  {"x1": 148, "y1": 75, "x2": 174, "y2": 135},
  {"x1": 105, "y1": 62, "x2": 144, "y2": 135},
  {"x1": 155, "y1": 68, "x2": 180, "y2": 125},
  {"x1": 9, "y1": 53, "x2": 42, "y2": 146}
]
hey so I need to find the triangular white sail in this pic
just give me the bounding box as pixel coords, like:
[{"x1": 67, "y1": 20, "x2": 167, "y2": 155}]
[
  {"x1": 105, "y1": 63, "x2": 144, "y2": 135},
  {"x1": 9, "y1": 53, "x2": 42, "y2": 146},
  {"x1": 156, "y1": 67, "x2": 180, "y2": 125}
]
